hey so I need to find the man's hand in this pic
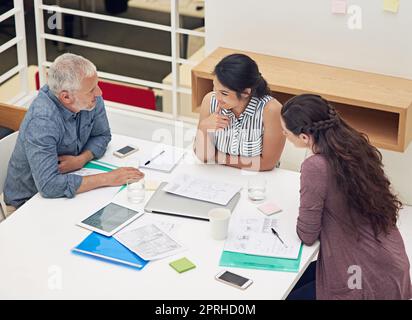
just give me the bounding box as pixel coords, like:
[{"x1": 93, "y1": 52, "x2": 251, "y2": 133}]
[
  {"x1": 58, "y1": 150, "x2": 94, "y2": 173},
  {"x1": 76, "y1": 167, "x2": 144, "y2": 194},
  {"x1": 104, "y1": 167, "x2": 144, "y2": 186},
  {"x1": 58, "y1": 155, "x2": 86, "y2": 173}
]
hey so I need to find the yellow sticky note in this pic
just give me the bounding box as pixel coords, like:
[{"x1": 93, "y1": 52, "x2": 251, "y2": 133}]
[
  {"x1": 383, "y1": 0, "x2": 399, "y2": 13},
  {"x1": 145, "y1": 180, "x2": 161, "y2": 191}
]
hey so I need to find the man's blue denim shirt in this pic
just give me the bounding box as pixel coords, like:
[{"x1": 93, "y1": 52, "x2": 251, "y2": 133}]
[{"x1": 4, "y1": 85, "x2": 111, "y2": 208}]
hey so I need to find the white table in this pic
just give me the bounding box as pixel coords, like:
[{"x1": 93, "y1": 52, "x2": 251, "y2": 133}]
[{"x1": 0, "y1": 134, "x2": 319, "y2": 299}]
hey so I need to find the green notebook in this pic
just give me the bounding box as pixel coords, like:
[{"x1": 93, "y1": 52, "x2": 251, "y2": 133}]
[
  {"x1": 83, "y1": 162, "x2": 126, "y2": 191},
  {"x1": 219, "y1": 244, "x2": 303, "y2": 273},
  {"x1": 84, "y1": 162, "x2": 113, "y2": 172}
]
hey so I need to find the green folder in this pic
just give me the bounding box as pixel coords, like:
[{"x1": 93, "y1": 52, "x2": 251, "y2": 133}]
[
  {"x1": 90, "y1": 160, "x2": 118, "y2": 170},
  {"x1": 219, "y1": 244, "x2": 303, "y2": 273},
  {"x1": 83, "y1": 162, "x2": 126, "y2": 191},
  {"x1": 84, "y1": 162, "x2": 113, "y2": 172}
]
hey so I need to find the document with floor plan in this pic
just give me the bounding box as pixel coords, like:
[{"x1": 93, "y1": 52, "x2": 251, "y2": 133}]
[
  {"x1": 224, "y1": 217, "x2": 302, "y2": 259},
  {"x1": 163, "y1": 174, "x2": 242, "y2": 205},
  {"x1": 114, "y1": 223, "x2": 184, "y2": 260}
]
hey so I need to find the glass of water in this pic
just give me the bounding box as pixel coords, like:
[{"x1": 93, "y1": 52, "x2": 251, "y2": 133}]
[
  {"x1": 127, "y1": 178, "x2": 145, "y2": 204},
  {"x1": 248, "y1": 176, "x2": 266, "y2": 202}
]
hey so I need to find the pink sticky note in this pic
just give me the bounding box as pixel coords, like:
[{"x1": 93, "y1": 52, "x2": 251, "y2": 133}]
[
  {"x1": 332, "y1": 0, "x2": 347, "y2": 14},
  {"x1": 258, "y1": 201, "x2": 282, "y2": 216}
]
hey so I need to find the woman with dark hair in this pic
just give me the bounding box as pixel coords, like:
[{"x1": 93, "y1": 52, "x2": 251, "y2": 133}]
[
  {"x1": 281, "y1": 94, "x2": 411, "y2": 300},
  {"x1": 194, "y1": 53, "x2": 285, "y2": 171}
]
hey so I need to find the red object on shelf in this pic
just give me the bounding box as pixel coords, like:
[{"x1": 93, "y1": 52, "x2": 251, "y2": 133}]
[
  {"x1": 35, "y1": 71, "x2": 156, "y2": 110},
  {"x1": 98, "y1": 81, "x2": 156, "y2": 110},
  {"x1": 35, "y1": 71, "x2": 40, "y2": 91}
]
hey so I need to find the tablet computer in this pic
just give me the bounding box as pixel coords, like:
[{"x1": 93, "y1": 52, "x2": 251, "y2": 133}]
[{"x1": 77, "y1": 203, "x2": 143, "y2": 236}]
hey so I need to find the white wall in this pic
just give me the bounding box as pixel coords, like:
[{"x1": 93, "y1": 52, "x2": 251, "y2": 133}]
[
  {"x1": 106, "y1": 107, "x2": 196, "y2": 148},
  {"x1": 205, "y1": 0, "x2": 412, "y2": 80},
  {"x1": 204, "y1": 0, "x2": 412, "y2": 204}
]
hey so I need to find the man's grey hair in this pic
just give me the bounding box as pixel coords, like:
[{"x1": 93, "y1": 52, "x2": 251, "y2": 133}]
[{"x1": 47, "y1": 53, "x2": 97, "y2": 95}]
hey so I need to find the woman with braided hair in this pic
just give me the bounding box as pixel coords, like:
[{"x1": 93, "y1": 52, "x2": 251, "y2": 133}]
[{"x1": 282, "y1": 94, "x2": 411, "y2": 300}]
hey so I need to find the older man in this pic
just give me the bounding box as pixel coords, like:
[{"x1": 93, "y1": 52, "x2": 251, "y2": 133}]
[{"x1": 3, "y1": 53, "x2": 143, "y2": 214}]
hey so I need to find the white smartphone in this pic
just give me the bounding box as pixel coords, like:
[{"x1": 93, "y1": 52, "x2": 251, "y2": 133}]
[
  {"x1": 215, "y1": 270, "x2": 253, "y2": 290},
  {"x1": 113, "y1": 145, "x2": 139, "y2": 158}
]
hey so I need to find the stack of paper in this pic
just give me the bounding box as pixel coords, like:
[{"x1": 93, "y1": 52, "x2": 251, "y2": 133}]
[
  {"x1": 163, "y1": 174, "x2": 241, "y2": 205},
  {"x1": 224, "y1": 217, "x2": 302, "y2": 259},
  {"x1": 220, "y1": 217, "x2": 303, "y2": 272},
  {"x1": 114, "y1": 223, "x2": 184, "y2": 260}
]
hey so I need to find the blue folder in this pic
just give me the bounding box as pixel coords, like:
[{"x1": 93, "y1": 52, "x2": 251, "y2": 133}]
[{"x1": 72, "y1": 232, "x2": 148, "y2": 270}]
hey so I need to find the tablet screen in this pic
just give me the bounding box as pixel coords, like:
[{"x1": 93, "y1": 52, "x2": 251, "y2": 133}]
[{"x1": 81, "y1": 203, "x2": 139, "y2": 233}]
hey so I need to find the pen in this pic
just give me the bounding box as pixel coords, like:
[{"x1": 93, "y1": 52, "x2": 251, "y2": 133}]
[
  {"x1": 144, "y1": 150, "x2": 165, "y2": 166},
  {"x1": 271, "y1": 228, "x2": 288, "y2": 248}
]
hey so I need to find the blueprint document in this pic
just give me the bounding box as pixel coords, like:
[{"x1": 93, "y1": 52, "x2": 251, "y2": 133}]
[
  {"x1": 114, "y1": 224, "x2": 184, "y2": 260},
  {"x1": 163, "y1": 174, "x2": 241, "y2": 205},
  {"x1": 224, "y1": 217, "x2": 302, "y2": 259}
]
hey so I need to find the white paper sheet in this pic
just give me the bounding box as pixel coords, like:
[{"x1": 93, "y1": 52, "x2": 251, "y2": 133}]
[
  {"x1": 91, "y1": 143, "x2": 186, "y2": 173},
  {"x1": 114, "y1": 223, "x2": 184, "y2": 260},
  {"x1": 163, "y1": 174, "x2": 241, "y2": 205},
  {"x1": 71, "y1": 168, "x2": 106, "y2": 176},
  {"x1": 224, "y1": 217, "x2": 302, "y2": 259}
]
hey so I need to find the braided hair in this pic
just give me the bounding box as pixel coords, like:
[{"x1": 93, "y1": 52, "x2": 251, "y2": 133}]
[
  {"x1": 281, "y1": 94, "x2": 402, "y2": 240},
  {"x1": 283, "y1": 94, "x2": 340, "y2": 137}
]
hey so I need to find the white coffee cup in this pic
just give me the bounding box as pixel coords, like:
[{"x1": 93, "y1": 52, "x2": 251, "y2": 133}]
[{"x1": 208, "y1": 208, "x2": 231, "y2": 240}]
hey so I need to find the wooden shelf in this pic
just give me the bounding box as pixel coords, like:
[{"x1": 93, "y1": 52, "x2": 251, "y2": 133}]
[
  {"x1": 191, "y1": 47, "x2": 412, "y2": 152},
  {"x1": 0, "y1": 102, "x2": 27, "y2": 131}
]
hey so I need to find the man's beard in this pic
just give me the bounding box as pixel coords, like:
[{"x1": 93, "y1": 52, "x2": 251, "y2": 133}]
[{"x1": 74, "y1": 98, "x2": 96, "y2": 112}]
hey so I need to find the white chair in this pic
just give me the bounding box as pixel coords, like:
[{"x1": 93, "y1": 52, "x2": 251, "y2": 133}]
[
  {"x1": 0, "y1": 131, "x2": 19, "y2": 219},
  {"x1": 278, "y1": 140, "x2": 307, "y2": 172}
]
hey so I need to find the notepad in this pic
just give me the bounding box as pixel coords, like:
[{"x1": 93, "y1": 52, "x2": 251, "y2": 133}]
[
  {"x1": 163, "y1": 174, "x2": 241, "y2": 205},
  {"x1": 145, "y1": 179, "x2": 162, "y2": 191},
  {"x1": 257, "y1": 201, "x2": 282, "y2": 216},
  {"x1": 90, "y1": 144, "x2": 186, "y2": 173},
  {"x1": 331, "y1": 0, "x2": 347, "y2": 14},
  {"x1": 224, "y1": 217, "x2": 301, "y2": 259},
  {"x1": 383, "y1": 0, "x2": 399, "y2": 13},
  {"x1": 169, "y1": 257, "x2": 196, "y2": 273},
  {"x1": 72, "y1": 232, "x2": 148, "y2": 270}
]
